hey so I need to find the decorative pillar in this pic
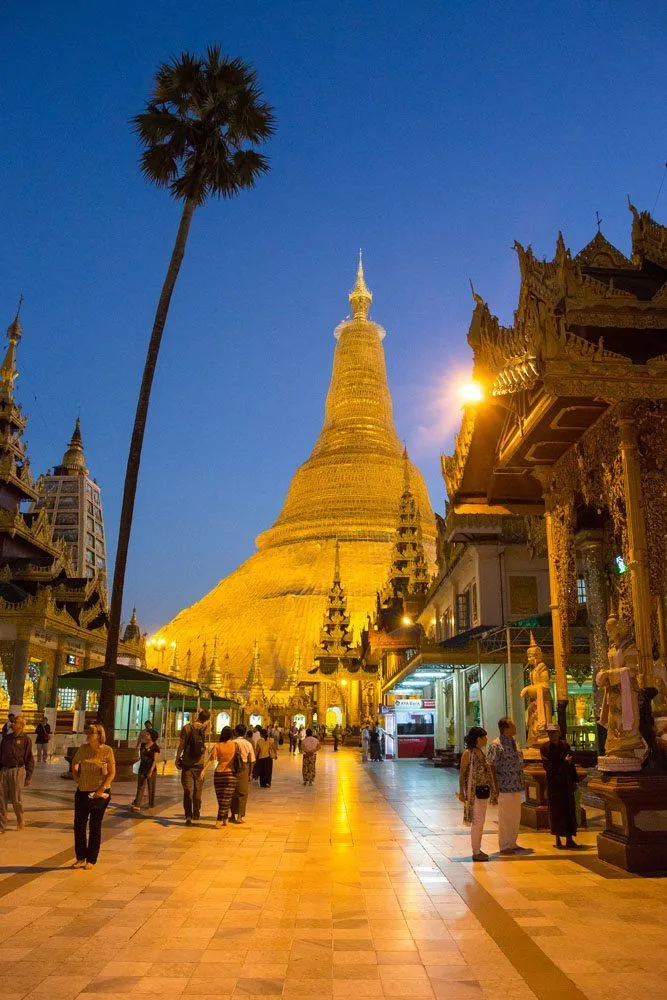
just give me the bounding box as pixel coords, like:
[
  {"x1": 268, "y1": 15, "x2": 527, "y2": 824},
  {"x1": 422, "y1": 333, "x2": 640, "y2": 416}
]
[
  {"x1": 542, "y1": 495, "x2": 570, "y2": 734},
  {"x1": 576, "y1": 530, "x2": 607, "y2": 752},
  {"x1": 617, "y1": 412, "x2": 655, "y2": 689},
  {"x1": 349, "y1": 678, "x2": 361, "y2": 727},
  {"x1": 317, "y1": 680, "x2": 327, "y2": 728},
  {"x1": 9, "y1": 628, "x2": 31, "y2": 715},
  {"x1": 47, "y1": 639, "x2": 66, "y2": 708}
]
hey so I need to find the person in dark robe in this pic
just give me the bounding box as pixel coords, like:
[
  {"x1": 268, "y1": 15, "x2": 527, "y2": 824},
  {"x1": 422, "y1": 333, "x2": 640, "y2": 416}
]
[
  {"x1": 540, "y1": 723, "x2": 579, "y2": 849},
  {"x1": 369, "y1": 726, "x2": 382, "y2": 761}
]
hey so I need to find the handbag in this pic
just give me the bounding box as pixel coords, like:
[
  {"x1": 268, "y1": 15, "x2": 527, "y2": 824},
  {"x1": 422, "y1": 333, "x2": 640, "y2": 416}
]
[{"x1": 475, "y1": 785, "x2": 491, "y2": 799}]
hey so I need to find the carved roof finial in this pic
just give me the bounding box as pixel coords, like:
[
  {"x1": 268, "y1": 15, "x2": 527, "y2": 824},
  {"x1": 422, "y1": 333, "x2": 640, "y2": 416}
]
[
  {"x1": 402, "y1": 443, "x2": 411, "y2": 494},
  {"x1": 59, "y1": 417, "x2": 88, "y2": 475},
  {"x1": 349, "y1": 250, "x2": 372, "y2": 320},
  {"x1": 1, "y1": 297, "x2": 23, "y2": 398},
  {"x1": 333, "y1": 538, "x2": 341, "y2": 584}
]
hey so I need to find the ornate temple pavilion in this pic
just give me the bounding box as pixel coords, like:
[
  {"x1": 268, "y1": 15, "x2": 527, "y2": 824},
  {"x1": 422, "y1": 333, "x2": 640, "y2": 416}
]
[
  {"x1": 0, "y1": 307, "x2": 143, "y2": 725},
  {"x1": 153, "y1": 260, "x2": 436, "y2": 690},
  {"x1": 444, "y1": 204, "x2": 667, "y2": 871}
]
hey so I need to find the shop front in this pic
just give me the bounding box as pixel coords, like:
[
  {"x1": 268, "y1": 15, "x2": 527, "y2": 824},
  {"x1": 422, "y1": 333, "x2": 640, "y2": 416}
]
[{"x1": 384, "y1": 697, "x2": 436, "y2": 758}]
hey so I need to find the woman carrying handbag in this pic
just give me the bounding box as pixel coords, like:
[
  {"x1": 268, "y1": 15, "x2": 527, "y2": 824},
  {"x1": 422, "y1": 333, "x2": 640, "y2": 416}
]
[
  {"x1": 459, "y1": 726, "x2": 498, "y2": 862},
  {"x1": 205, "y1": 726, "x2": 241, "y2": 828}
]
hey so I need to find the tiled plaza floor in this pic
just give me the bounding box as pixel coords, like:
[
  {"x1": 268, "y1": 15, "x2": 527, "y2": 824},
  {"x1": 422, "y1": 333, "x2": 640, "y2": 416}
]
[{"x1": 1, "y1": 746, "x2": 666, "y2": 1000}]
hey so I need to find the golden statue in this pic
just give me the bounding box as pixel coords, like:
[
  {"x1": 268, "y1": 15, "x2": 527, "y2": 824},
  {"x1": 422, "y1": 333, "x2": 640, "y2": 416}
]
[
  {"x1": 0, "y1": 683, "x2": 8, "y2": 709},
  {"x1": 521, "y1": 633, "x2": 553, "y2": 750},
  {"x1": 22, "y1": 675, "x2": 37, "y2": 709},
  {"x1": 596, "y1": 609, "x2": 648, "y2": 771}
]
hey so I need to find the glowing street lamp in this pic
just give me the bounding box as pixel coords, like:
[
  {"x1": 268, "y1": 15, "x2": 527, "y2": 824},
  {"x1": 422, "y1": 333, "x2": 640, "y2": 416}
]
[{"x1": 459, "y1": 381, "x2": 484, "y2": 404}]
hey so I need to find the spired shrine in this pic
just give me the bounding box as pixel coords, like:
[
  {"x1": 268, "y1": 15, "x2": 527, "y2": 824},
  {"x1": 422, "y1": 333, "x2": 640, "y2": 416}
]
[
  {"x1": 444, "y1": 203, "x2": 667, "y2": 871},
  {"x1": 152, "y1": 259, "x2": 437, "y2": 724},
  {"x1": 0, "y1": 307, "x2": 143, "y2": 726}
]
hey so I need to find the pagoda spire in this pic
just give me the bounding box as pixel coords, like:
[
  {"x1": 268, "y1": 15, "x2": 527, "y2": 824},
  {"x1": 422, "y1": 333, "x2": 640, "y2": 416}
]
[
  {"x1": 333, "y1": 538, "x2": 341, "y2": 584},
  {"x1": 170, "y1": 639, "x2": 180, "y2": 677},
  {"x1": 318, "y1": 543, "x2": 354, "y2": 657},
  {"x1": 197, "y1": 640, "x2": 208, "y2": 685},
  {"x1": 122, "y1": 607, "x2": 141, "y2": 643},
  {"x1": 402, "y1": 443, "x2": 410, "y2": 494},
  {"x1": 242, "y1": 638, "x2": 266, "y2": 694},
  {"x1": 288, "y1": 642, "x2": 301, "y2": 689},
  {"x1": 384, "y1": 446, "x2": 430, "y2": 602},
  {"x1": 349, "y1": 250, "x2": 373, "y2": 320},
  {"x1": 0, "y1": 299, "x2": 22, "y2": 401},
  {"x1": 208, "y1": 635, "x2": 224, "y2": 691},
  {"x1": 56, "y1": 417, "x2": 88, "y2": 476},
  {"x1": 185, "y1": 648, "x2": 192, "y2": 680}
]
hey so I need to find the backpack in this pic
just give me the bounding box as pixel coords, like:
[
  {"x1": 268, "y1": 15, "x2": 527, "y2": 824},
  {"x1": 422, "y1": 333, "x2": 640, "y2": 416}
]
[
  {"x1": 232, "y1": 746, "x2": 243, "y2": 775},
  {"x1": 182, "y1": 725, "x2": 206, "y2": 767}
]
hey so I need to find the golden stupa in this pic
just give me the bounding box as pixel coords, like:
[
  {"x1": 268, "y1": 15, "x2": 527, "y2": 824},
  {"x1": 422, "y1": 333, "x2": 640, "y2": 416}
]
[{"x1": 154, "y1": 259, "x2": 436, "y2": 684}]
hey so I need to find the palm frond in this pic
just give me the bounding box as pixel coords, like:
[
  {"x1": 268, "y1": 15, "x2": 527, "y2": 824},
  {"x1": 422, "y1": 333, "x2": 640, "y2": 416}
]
[{"x1": 134, "y1": 46, "x2": 276, "y2": 204}]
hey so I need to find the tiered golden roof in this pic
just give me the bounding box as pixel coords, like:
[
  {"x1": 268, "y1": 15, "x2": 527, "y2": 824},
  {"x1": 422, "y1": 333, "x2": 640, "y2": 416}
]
[{"x1": 156, "y1": 261, "x2": 436, "y2": 684}]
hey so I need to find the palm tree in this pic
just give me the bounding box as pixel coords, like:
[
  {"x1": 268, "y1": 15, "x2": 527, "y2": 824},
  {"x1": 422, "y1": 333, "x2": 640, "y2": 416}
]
[{"x1": 97, "y1": 47, "x2": 275, "y2": 738}]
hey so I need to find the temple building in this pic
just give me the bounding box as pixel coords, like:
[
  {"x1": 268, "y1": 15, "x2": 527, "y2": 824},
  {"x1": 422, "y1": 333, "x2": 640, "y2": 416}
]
[
  {"x1": 152, "y1": 260, "x2": 437, "y2": 697},
  {"x1": 32, "y1": 418, "x2": 108, "y2": 592},
  {"x1": 442, "y1": 204, "x2": 667, "y2": 871},
  {"x1": 0, "y1": 306, "x2": 143, "y2": 723}
]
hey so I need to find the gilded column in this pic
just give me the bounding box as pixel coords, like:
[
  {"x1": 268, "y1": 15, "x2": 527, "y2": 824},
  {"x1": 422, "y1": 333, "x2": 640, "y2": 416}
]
[
  {"x1": 576, "y1": 530, "x2": 607, "y2": 693},
  {"x1": 9, "y1": 627, "x2": 32, "y2": 714},
  {"x1": 317, "y1": 680, "x2": 327, "y2": 728},
  {"x1": 47, "y1": 639, "x2": 66, "y2": 708},
  {"x1": 542, "y1": 496, "x2": 570, "y2": 733},
  {"x1": 617, "y1": 412, "x2": 655, "y2": 688},
  {"x1": 349, "y1": 678, "x2": 361, "y2": 727}
]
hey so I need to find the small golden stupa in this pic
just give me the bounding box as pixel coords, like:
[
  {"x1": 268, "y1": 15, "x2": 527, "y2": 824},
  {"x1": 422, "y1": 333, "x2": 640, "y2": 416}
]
[{"x1": 155, "y1": 258, "x2": 436, "y2": 684}]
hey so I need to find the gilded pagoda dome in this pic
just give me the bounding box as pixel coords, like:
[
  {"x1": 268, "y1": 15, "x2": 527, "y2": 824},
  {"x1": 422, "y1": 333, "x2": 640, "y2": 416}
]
[
  {"x1": 155, "y1": 259, "x2": 436, "y2": 684},
  {"x1": 257, "y1": 257, "x2": 434, "y2": 550}
]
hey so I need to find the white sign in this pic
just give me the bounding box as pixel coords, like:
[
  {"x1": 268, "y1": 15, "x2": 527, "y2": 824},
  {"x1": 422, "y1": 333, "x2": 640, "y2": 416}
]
[{"x1": 394, "y1": 698, "x2": 422, "y2": 710}]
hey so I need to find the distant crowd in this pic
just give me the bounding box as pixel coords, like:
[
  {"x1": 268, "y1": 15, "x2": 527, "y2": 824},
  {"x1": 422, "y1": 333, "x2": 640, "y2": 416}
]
[{"x1": 0, "y1": 708, "x2": 398, "y2": 869}]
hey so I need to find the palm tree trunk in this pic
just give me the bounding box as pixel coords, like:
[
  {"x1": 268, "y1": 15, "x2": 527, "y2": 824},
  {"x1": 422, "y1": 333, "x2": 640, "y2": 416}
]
[{"x1": 97, "y1": 198, "x2": 196, "y2": 741}]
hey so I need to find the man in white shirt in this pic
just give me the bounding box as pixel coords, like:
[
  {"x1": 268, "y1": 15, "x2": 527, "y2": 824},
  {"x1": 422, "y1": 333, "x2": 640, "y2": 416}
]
[
  {"x1": 230, "y1": 724, "x2": 256, "y2": 824},
  {"x1": 361, "y1": 725, "x2": 370, "y2": 762}
]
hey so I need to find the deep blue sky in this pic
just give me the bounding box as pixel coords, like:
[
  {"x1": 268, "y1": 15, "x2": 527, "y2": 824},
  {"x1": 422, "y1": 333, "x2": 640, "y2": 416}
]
[{"x1": 1, "y1": 1, "x2": 665, "y2": 633}]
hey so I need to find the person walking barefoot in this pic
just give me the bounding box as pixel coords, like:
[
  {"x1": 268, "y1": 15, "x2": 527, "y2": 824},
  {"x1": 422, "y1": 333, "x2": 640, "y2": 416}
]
[
  {"x1": 0, "y1": 714, "x2": 34, "y2": 832},
  {"x1": 301, "y1": 729, "x2": 319, "y2": 786},
  {"x1": 208, "y1": 726, "x2": 239, "y2": 827},
  {"x1": 229, "y1": 724, "x2": 255, "y2": 825},
  {"x1": 541, "y1": 723, "x2": 580, "y2": 850},
  {"x1": 459, "y1": 726, "x2": 497, "y2": 862},
  {"x1": 132, "y1": 729, "x2": 160, "y2": 813},
  {"x1": 71, "y1": 723, "x2": 115, "y2": 868},
  {"x1": 487, "y1": 718, "x2": 527, "y2": 854}
]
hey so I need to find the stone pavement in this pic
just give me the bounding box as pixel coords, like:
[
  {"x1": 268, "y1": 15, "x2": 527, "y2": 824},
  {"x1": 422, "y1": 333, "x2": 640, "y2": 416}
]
[{"x1": 1, "y1": 746, "x2": 666, "y2": 1000}]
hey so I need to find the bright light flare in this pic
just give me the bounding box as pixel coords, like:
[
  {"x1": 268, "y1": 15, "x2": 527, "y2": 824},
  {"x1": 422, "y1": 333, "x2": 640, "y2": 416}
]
[
  {"x1": 459, "y1": 381, "x2": 484, "y2": 404},
  {"x1": 402, "y1": 616, "x2": 412, "y2": 625}
]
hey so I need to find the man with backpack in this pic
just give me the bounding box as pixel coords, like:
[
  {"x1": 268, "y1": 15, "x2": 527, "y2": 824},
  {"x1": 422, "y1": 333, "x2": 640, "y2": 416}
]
[{"x1": 175, "y1": 709, "x2": 210, "y2": 825}]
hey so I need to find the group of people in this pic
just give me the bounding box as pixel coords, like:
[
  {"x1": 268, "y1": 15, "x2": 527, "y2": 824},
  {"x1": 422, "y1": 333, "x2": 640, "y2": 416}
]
[
  {"x1": 1, "y1": 704, "x2": 581, "y2": 871},
  {"x1": 459, "y1": 717, "x2": 580, "y2": 861},
  {"x1": 361, "y1": 723, "x2": 386, "y2": 761},
  {"x1": 172, "y1": 712, "x2": 320, "y2": 826}
]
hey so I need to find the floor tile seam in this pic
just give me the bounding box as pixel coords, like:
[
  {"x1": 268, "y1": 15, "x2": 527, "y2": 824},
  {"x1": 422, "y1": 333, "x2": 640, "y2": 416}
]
[
  {"x1": 0, "y1": 790, "x2": 186, "y2": 901},
  {"x1": 364, "y1": 765, "x2": 590, "y2": 1000}
]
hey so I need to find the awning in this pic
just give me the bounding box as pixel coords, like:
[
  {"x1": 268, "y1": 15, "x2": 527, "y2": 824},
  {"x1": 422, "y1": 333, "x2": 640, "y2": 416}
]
[{"x1": 57, "y1": 664, "x2": 239, "y2": 707}]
